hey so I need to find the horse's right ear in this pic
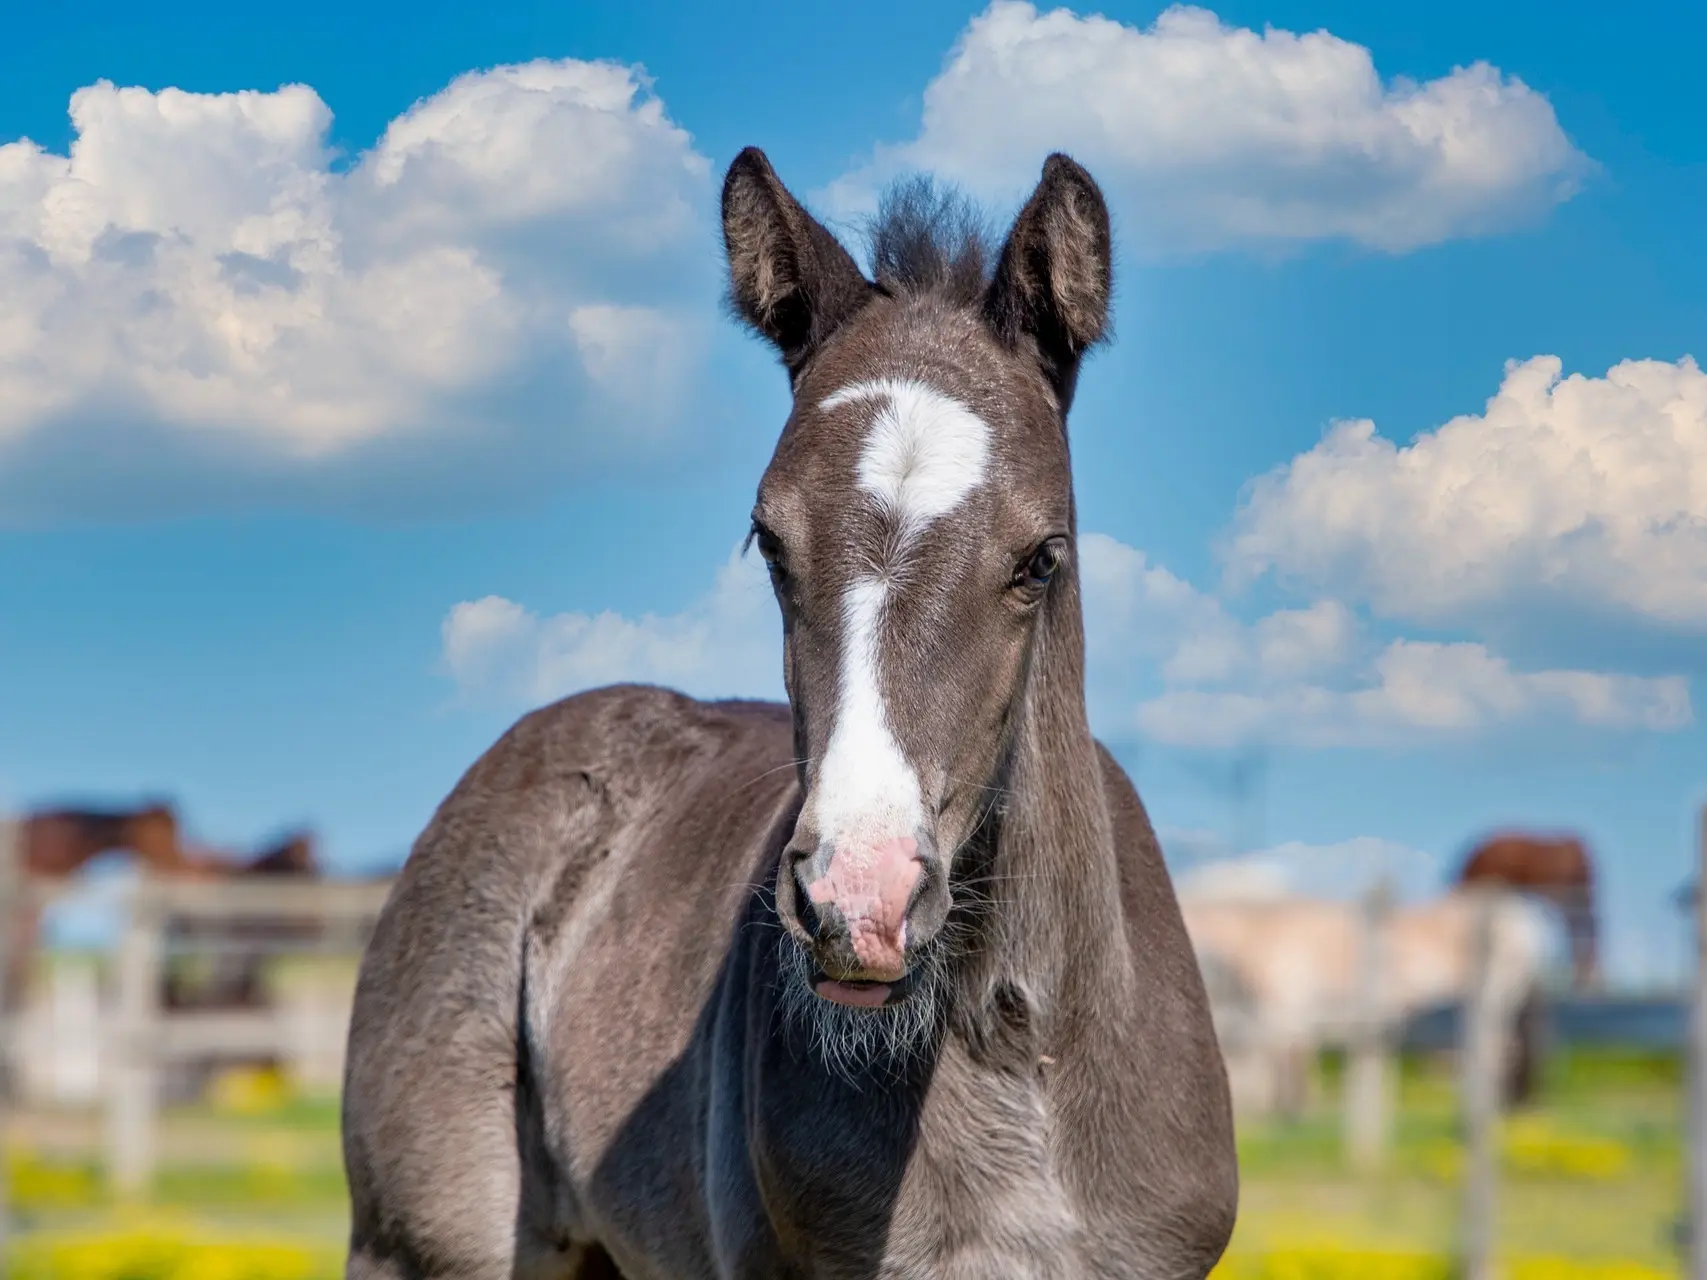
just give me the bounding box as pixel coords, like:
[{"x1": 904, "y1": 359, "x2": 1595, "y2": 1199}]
[
  {"x1": 983, "y1": 153, "x2": 1113, "y2": 415},
  {"x1": 721, "y1": 147, "x2": 875, "y2": 380}
]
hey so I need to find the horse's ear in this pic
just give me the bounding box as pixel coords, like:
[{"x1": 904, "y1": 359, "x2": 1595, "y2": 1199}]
[
  {"x1": 722, "y1": 147, "x2": 875, "y2": 379},
  {"x1": 983, "y1": 153, "x2": 1112, "y2": 414}
]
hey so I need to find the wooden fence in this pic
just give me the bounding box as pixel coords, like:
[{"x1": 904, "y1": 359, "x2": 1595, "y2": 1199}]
[
  {"x1": 0, "y1": 845, "x2": 392, "y2": 1200},
  {"x1": 1691, "y1": 803, "x2": 1707, "y2": 1280},
  {"x1": 1344, "y1": 873, "x2": 1396, "y2": 1170},
  {"x1": 4, "y1": 805, "x2": 1707, "y2": 1273},
  {"x1": 1194, "y1": 801, "x2": 1707, "y2": 1280},
  {"x1": 1332, "y1": 807, "x2": 1707, "y2": 1280}
]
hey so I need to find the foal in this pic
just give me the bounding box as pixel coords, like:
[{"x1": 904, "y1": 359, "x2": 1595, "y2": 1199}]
[{"x1": 342, "y1": 149, "x2": 1237, "y2": 1279}]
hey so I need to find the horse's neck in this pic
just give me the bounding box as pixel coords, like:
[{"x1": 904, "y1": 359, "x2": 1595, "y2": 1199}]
[{"x1": 959, "y1": 587, "x2": 1134, "y2": 1037}]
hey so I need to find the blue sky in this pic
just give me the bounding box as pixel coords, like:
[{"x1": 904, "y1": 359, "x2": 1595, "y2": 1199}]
[{"x1": 2, "y1": 0, "x2": 1703, "y2": 982}]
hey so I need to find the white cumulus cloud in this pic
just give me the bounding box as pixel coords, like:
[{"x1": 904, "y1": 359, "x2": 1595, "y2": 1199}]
[
  {"x1": 1133, "y1": 639, "x2": 1691, "y2": 749},
  {"x1": 822, "y1": 1, "x2": 1588, "y2": 253},
  {"x1": 0, "y1": 61, "x2": 711, "y2": 518},
  {"x1": 1081, "y1": 532, "x2": 1357, "y2": 690},
  {"x1": 1080, "y1": 531, "x2": 1691, "y2": 749},
  {"x1": 1228, "y1": 354, "x2": 1707, "y2": 631},
  {"x1": 440, "y1": 544, "x2": 781, "y2": 707}
]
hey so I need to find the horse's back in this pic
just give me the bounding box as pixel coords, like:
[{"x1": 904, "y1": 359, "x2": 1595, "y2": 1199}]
[{"x1": 342, "y1": 684, "x2": 796, "y2": 1280}]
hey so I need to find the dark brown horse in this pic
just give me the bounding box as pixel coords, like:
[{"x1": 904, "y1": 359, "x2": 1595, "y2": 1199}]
[
  {"x1": 342, "y1": 151, "x2": 1238, "y2": 1279},
  {"x1": 3, "y1": 805, "x2": 324, "y2": 1019},
  {"x1": 4, "y1": 803, "x2": 197, "y2": 1014},
  {"x1": 1456, "y1": 832, "x2": 1597, "y2": 988},
  {"x1": 1455, "y1": 831, "x2": 1598, "y2": 1105},
  {"x1": 19, "y1": 803, "x2": 192, "y2": 877}
]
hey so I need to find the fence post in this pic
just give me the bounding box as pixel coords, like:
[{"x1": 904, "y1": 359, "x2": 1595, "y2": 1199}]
[
  {"x1": 0, "y1": 814, "x2": 19, "y2": 1270},
  {"x1": 1346, "y1": 872, "x2": 1395, "y2": 1170},
  {"x1": 1459, "y1": 886, "x2": 1502, "y2": 1280},
  {"x1": 1690, "y1": 803, "x2": 1707, "y2": 1280},
  {"x1": 107, "y1": 874, "x2": 162, "y2": 1199}
]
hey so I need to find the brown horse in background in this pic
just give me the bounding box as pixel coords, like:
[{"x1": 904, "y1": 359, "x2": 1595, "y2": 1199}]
[
  {"x1": 19, "y1": 803, "x2": 196, "y2": 877},
  {"x1": 18, "y1": 804, "x2": 322, "y2": 881},
  {"x1": 1456, "y1": 832, "x2": 1597, "y2": 988},
  {"x1": 1454, "y1": 831, "x2": 1598, "y2": 1103},
  {"x1": 4, "y1": 804, "x2": 324, "y2": 1018},
  {"x1": 5, "y1": 804, "x2": 197, "y2": 1015}
]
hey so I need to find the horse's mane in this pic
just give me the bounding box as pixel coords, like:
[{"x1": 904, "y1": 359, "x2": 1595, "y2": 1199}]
[{"x1": 862, "y1": 175, "x2": 992, "y2": 306}]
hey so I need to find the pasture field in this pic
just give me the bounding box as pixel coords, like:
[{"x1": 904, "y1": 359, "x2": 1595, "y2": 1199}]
[
  {"x1": 0, "y1": 1048, "x2": 1686, "y2": 1278},
  {"x1": 1227, "y1": 1047, "x2": 1684, "y2": 1276}
]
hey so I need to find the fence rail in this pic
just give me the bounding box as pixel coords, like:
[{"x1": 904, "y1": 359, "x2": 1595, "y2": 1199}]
[
  {"x1": 2, "y1": 860, "x2": 395, "y2": 1198},
  {"x1": 18, "y1": 875, "x2": 394, "y2": 918}
]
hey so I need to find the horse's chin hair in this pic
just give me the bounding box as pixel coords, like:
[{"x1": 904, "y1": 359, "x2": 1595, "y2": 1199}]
[{"x1": 776, "y1": 941, "x2": 945, "y2": 1085}]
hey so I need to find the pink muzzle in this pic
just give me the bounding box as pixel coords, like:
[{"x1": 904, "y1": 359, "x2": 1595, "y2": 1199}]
[{"x1": 804, "y1": 835, "x2": 922, "y2": 982}]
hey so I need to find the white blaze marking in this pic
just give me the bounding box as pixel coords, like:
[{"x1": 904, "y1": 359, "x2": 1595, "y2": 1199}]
[
  {"x1": 814, "y1": 577, "x2": 919, "y2": 850},
  {"x1": 823, "y1": 378, "x2": 992, "y2": 550},
  {"x1": 812, "y1": 379, "x2": 992, "y2": 851}
]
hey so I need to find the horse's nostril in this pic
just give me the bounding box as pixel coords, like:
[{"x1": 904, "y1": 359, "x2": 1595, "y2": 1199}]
[{"x1": 796, "y1": 892, "x2": 823, "y2": 940}]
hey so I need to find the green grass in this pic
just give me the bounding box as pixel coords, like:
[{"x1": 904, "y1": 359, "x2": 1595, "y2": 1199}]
[
  {"x1": 2, "y1": 1046, "x2": 1688, "y2": 1274},
  {"x1": 1227, "y1": 1047, "x2": 1686, "y2": 1273}
]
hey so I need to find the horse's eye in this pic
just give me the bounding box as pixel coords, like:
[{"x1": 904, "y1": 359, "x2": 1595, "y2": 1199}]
[
  {"x1": 1014, "y1": 539, "x2": 1065, "y2": 592},
  {"x1": 750, "y1": 521, "x2": 785, "y2": 573}
]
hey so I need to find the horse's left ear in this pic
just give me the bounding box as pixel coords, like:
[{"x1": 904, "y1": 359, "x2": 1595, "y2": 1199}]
[
  {"x1": 983, "y1": 153, "x2": 1112, "y2": 414},
  {"x1": 721, "y1": 147, "x2": 876, "y2": 381}
]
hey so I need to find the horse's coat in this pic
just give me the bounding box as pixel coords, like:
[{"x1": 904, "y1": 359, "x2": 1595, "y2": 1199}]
[{"x1": 342, "y1": 151, "x2": 1238, "y2": 1279}]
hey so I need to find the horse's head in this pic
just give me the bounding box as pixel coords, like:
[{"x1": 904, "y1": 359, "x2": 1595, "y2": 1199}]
[{"x1": 721, "y1": 148, "x2": 1110, "y2": 1024}]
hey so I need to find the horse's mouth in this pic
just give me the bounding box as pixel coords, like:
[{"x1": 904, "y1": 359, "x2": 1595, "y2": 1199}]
[{"x1": 811, "y1": 969, "x2": 915, "y2": 1009}]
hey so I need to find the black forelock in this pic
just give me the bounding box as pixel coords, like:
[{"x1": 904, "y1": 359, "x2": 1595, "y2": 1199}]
[{"x1": 862, "y1": 175, "x2": 992, "y2": 306}]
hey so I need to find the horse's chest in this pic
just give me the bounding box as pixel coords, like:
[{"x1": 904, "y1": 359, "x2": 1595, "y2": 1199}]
[
  {"x1": 889, "y1": 1154, "x2": 1082, "y2": 1278},
  {"x1": 879, "y1": 1074, "x2": 1087, "y2": 1279},
  {"x1": 748, "y1": 1059, "x2": 1086, "y2": 1278}
]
